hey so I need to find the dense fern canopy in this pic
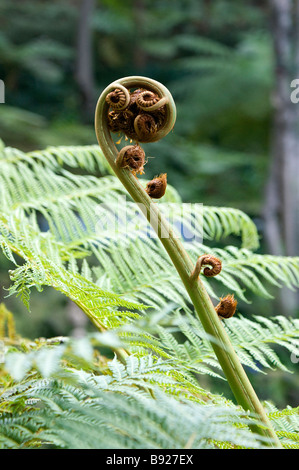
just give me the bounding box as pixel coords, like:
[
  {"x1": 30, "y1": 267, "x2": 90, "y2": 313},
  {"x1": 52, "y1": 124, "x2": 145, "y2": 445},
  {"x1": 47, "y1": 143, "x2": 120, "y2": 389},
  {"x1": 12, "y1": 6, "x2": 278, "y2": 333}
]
[{"x1": 0, "y1": 142, "x2": 299, "y2": 449}]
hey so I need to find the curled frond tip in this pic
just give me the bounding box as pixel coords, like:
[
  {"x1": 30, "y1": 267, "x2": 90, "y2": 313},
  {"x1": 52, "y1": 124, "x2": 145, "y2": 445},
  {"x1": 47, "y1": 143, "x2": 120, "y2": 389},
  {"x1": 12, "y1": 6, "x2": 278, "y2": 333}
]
[{"x1": 190, "y1": 254, "x2": 222, "y2": 281}]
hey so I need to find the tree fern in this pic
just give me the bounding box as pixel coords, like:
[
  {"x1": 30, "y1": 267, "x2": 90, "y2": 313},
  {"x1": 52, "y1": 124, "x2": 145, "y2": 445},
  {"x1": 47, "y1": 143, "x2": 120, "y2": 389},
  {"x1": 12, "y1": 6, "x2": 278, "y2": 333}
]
[
  {"x1": 92, "y1": 235, "x2": 299, "y2": 305},
  {"x1": 1, "y1": 141, "x2": 298, "y2": 371},
  {"x1": 0, "y1": 381, "x2": 269, "y2": 449},
  {"x1": 1, "y1": 333, "x2": 298, "y2": 449},
  {"x1": 1, "y1": 137, "x2": 299, "y2": 448},
  {"x1": 2, "y1": 141, "x2": 289, "y2": 314},
  {"x1": 0, "y1": 336, "x2": 275, "y2": 449},
  {"x1": 0, "y1": 143, "x2": 260, "y2": 249},
  {"x1": 153, "y1": 310, "x2": 299, "y2": 377},
  {"x1": 0, "y1": 210, "x2": 146, "y2": 331}
]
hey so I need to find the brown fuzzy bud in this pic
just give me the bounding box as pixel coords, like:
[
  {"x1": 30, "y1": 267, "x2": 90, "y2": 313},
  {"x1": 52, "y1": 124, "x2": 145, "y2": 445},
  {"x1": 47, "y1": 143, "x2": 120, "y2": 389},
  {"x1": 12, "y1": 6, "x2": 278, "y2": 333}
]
[
  {"x1": 106, "y1": 88, "x2": 129, "y2": 110},
  {"x1": 116, "y1": 145, "x2": 145, "y2": 174},
  {"x1": 107, "y1": 111, "x2": 122, "y2": 132},
  {"x1": 146, "y1": 173, "x2": 167, "y2": 199},
  {"x1": 190, "y1": 254, "x2": 222, "y2": 281},
  {"x1": 107, "y1": 109, "x2": 136, "y2": 137},
  {"x1": 215, "y1": 294, "x2": 237, "y2": 320}
]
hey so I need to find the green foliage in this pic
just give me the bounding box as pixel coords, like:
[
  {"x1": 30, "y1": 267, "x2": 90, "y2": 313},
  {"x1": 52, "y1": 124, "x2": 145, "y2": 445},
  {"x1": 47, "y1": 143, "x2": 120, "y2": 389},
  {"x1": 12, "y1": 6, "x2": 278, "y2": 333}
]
[
  {"x1": 0, "y1": 377, "x2": 268, "y2": 449},
  {"x1": 0, "y1": 0, "x2": 272, "y2": 211},
  {"x1": 0, "y1": 143, "x2": 299, "y2": 449},
  {"x1": 1, "y1": 142, "x2": 298, "y2": 312},
  {"x1": 155, "y1": 312, "x2": 299, "y2": 376}
]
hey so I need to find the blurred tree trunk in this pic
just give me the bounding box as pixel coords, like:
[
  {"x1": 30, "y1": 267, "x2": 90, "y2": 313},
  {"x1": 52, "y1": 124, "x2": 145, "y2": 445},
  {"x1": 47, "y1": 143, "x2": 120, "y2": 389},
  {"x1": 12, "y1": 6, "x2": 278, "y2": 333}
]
[
  {"x1": 133, "y1": 0, "x2": 147, "y2": 70},
  {"x1": 67, "y1": 299, "x2": 88, "y2": 338},
  {"x1": 264, "y1": 0, "x2": 299, "y2": 313},
  {"x1": 75, "y1": 0, "x2": 95, "y2": 123}
]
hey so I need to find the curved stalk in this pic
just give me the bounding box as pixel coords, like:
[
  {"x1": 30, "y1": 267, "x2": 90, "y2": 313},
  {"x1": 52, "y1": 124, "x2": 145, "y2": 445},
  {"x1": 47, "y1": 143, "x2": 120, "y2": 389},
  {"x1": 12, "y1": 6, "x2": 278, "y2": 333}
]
[{"x1": 95, "y1": 76, "x2": 282, "y2": 447}]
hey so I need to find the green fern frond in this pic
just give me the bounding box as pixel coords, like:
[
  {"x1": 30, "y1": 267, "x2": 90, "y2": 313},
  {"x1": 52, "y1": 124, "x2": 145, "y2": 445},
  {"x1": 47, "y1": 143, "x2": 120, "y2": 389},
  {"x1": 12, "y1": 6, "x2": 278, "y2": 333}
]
[
  {"x1": 1, "y1": 144, "x2": 255, "y2": 237},
  {"x1": 92, "y1": 233, "x2": 299, "y2": 306},
  {"x1": 2, "y1": 326, "x2": 297, "y2": 449},
  {"x1": 1, "y1": 144, "x2": 298, "y2": 377},
  {"x1": 1, "y1": 146, "x2": 298, "y2": 381},
  {"x1": 202, "y1": 206, "x2": 259, "y2": 249},
  {"x1": 1, "y1": 144, "x2": 113, "y2": 175},
  {"x1": 6, "y1": 304, "x2": 297, "y2": 392},
  {"x1": 0, "y1": 211, "x2": 146, "y2": 326},
  {"x1": 148, "y1": 311, "x2": 299, "y2": 376},
  {"x1": 264, "y1": 403, "x2": 299, "y2": 449},
  {"x1": 0, "y1": 362, "x2": 271, "y2": 449},
  {"x1": 1, "y1": 144, "x2": 260, "y2": 249}
]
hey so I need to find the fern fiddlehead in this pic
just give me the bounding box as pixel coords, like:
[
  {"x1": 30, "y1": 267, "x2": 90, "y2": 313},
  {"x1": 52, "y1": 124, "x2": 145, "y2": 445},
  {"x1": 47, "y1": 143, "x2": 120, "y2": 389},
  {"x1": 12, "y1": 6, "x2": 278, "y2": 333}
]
[
  {"x1": 215, "y1": 294, "x2": 238, "y2": 320},
  {"x1": 190, "y1": 254, "x2": 222, "y2": 281},
  {"x1": 94, "y1": 76, "x2": 282, "y2": 447}
]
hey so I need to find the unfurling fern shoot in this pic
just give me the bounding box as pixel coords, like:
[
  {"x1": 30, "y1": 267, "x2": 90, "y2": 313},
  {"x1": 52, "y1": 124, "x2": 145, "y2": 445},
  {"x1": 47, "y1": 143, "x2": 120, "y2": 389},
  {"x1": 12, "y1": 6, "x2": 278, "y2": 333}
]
[
  {"x1": 95, "y1": 76, "x2": 282, "y2": 447},
  {"x1": 190, "y1": 254, "x2": 222, "y2": 281}
]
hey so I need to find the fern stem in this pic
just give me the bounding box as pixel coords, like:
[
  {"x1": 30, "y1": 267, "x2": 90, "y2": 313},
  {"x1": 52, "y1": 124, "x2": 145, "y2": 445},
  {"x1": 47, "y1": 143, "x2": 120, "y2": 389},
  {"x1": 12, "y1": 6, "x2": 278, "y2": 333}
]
[{"x1": 95, "y1": 76, "x2": 282, "y2": 448}]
